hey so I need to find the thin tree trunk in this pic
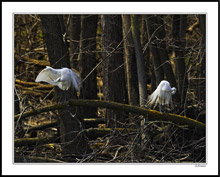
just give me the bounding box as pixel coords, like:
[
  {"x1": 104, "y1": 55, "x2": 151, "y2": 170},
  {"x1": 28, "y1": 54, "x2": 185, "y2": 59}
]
[
  {"x1": 131, "y1": 15, "x2": 148, "y2": 154},
  {"x1": 131, "y1": 15, "x2": 147, "y2": 107},
  {"x1": 121, "y1": 15, "x2": 139, "y2": 106},
  {"x1": 198, "y1": 15, "x2": 206, "y2": 102},
  {"x1": 101, "y1": 15, "x2": 128, "y2": 128},
  {"x1": 39, "y1": 15, "x2": 90, "y2": 158},
  {"x1": 150, "y1": 67, "x2": 156, "y2": 92},
  {"x1": 140, "y1": 15, "x2": 150, "y2": 84},
  {"x1": 172, "y1": 15, "x2": 188, "y2": 107},
  {"x1": 79, "y1": 15, "x2": 98, "y2": 118},
  {"x1": 69, "y1": 15, "x2": 81, "y2": 70},
  {"x1": 156, "y1": 15, "x2": 180, "y2": 102},
  {"x1": 14, "y1": 89, "x2": 20, "y2": 115},
  {"x1": 145, "y1": 15, "x2": 164, "y2": 86}
]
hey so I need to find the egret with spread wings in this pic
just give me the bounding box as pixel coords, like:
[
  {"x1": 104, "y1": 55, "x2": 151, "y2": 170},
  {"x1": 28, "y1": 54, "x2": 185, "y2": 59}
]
[{"x1": 35, "y1": 66, "x2": 81, "y2": 91}]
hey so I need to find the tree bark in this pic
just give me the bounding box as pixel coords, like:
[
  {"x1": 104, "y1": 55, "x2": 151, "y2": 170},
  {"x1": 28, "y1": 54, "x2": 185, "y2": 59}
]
[
  {"x1": 155, "y1": 15, "x2": 180, "y2": 102},
  {"x1": 14, "y1": 89, "x2": 20, "y2": 115},
  {"x1": 14, "y1": 99, "x2": 206, "y2": 132},
  {"x1": 69, "y1": 15, "x2": 81, "y2": 70},
  {"x1": 198, "y1": 15, "x2": 206, "y2": 102},
  {"x1": 101, "y1": 15, "x2": 128, "y2": 128},
  {"x1": 131, "y1": 15, "x2": 147, "y2": 107},
  {"x1": 145, "y1": 15, "x2": 164, "y2": 86},
  {"x1": 79, "y1": 15, "x2": 98, "y2": 118},
  {"x1": 140, "y1": 15, "x2": 151, "y2": 84},
  {"x1": 172, "y1": 15, "x2": 188, "y2": 107},
  {"x1": 39, "y1": 15, "x2": 90, "y2": 156},
  {"x1": 14, "y1": 135, "x2": 56, "y2": 147},
  {"x1": 121, "y1": 15, "x2": 139, "y2": 106}
]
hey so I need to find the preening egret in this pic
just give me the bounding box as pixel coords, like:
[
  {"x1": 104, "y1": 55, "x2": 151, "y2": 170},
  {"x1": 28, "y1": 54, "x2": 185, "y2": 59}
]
[
  {"x1": 146, "y1": 80, "x2": 176, "y2": 112},
  {"x1": 35, "y1": 66, "x2": 81, "y2": 91}
]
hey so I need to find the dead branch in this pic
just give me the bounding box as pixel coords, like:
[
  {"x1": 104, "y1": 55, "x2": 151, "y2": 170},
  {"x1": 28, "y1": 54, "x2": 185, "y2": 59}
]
[
  {"x1": 186, "y1": 20, "x2": 199, "y2": 33},
  {"x1": 14, "y1": 155, "x2": 64, "y2": 163},
  {"x1": 24, "y1": 121, "x2": 57, "y2": 131},
  {"x1": 21, "y1": 56, "x2": 50, "y2": 66},
  {"x1": 23, "y1": 118, "x2": 105, "y2": 131},
  {"x1": 15, "y1": 84, "x2": 52, "y2": 92},
  {"x1": 20, "y1": 90, "x2": 51, "y2": 96},
  {"x1": 15, "y1": 84, "x2": 52, "y2": 96},
  {"x1": 15, "y1": 79, "x2": 54, "y2": 89},
  {"x1": 15, "y1": 128, "x2": 136, "y2": 147},
  {"x1": 85, "y1": 128, "x2": 136, "y2": 139},
  {"x1": 14, "y1": 135, "x2": 57, "y2": 147}
]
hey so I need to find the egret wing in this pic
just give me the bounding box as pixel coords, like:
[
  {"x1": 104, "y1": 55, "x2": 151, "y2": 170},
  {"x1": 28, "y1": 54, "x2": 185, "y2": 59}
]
[
  {"x1": 35, "y1": 66, "x2": 61, "y2": 86},
  {"x1": 146, "y1": 87, "x2": 159, "y2": 108},
  {"x1": 70, "y1": 70, "x2": 81, "y2": 91}
]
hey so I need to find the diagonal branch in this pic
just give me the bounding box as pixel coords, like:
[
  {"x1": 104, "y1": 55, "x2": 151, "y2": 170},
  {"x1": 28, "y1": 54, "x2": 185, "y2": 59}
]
[{"x1": 14, "y1": 99, "x2": 205, "y2": 132}]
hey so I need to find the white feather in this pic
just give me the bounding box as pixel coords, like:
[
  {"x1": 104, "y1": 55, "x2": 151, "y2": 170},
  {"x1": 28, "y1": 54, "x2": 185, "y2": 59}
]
[
  {"x1": 146, "y1": 80, "x2": 176, "y2": 109},
  {"x1": 35, "y1": 66, "x2": 81, "y2": 91}
]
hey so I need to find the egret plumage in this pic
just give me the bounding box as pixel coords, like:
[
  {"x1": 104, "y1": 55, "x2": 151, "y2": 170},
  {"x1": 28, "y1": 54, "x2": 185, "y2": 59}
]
[
  {"x1": 35, "y1": 66, "x2": 81, "y2": 91},
  {"x1": 146, "y1": 80, "x2": 176, "y2": 112}
]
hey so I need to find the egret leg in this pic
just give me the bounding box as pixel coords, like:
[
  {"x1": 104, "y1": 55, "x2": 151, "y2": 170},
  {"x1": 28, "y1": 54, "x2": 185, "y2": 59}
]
[
  {"x1": 163, "y1": 105, "x2": 167, "y2": 113},
  {"x1": 59, "y1": 96, "x2": 62, "y2": 103},
  {"x1": 57, "y1": 94, "x2": 64, "y2": 103},
  {"x1": 170, "y1": 99, "x2": 174, "y2": 111},
  {"x1": 160, "y1": 105, "x2": 167, "y2": 113},
  {"x1": 64, "y1": 91, "x2": 68, "y2": 102}
]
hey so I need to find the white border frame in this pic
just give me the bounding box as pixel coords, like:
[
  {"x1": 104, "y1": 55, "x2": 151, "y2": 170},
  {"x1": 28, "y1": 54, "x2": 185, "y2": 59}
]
[{"x1": 2, "y1": 1, "x2": 218, "y2": 175}]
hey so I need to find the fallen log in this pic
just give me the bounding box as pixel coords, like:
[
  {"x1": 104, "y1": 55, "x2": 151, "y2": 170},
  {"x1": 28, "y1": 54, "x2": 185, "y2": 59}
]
[{"x1": 14, "y1": 99, "x2": 205, "y2": 131}]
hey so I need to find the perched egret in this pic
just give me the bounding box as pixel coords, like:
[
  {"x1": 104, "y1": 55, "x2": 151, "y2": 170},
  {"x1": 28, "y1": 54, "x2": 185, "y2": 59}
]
[
  {"x1": 146, "y1": 80, "x2": 176, "y2": 112},
  {"x1": 35, "y1": 66, "x2": 81, "y2": 91}
]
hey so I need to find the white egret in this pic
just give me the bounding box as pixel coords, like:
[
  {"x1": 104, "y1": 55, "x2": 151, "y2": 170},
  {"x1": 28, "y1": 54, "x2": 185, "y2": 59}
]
[
  {"x1": 146, "y1": 80, "x2": 176, "y2": 112},
  {"x1": 35, "y1": 66, "x2": 81, "y2": 91}
]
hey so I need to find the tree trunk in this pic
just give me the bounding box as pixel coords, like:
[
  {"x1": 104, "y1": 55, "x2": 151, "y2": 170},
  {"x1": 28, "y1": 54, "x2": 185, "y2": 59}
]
[
  {"x1": 121, "y1": 15, "x2": 139, "y2": 106},
  {"x1": 14, "y1": 89, "x2": 20, "y2": 115},
  {"x1": 198, "y1": 15, "x2": 206, "y2": 102},
  {"x1": 140, "y1": 15, "x2": 151, "y2": 84},
  {"x1": 131, "y1": 15, "x2": 147, "y2": 107},
  {"x1": 150, "y1": 67, "x2": 156, "y2": 92},
  {"x1": 145, "y1": 15, "x2": 164, "y2": 86},
  {"x1": 69, "y1": 15, "x2": 81, "y2": 70},
  {"x1": 39, "y1": 15, "x2": 90, "y2": 158},
  {"x1": 172, "y1": 15, "x2": 188, "y2": 107},
  {"x1": 101, "y1": 15, "x2": 128, "y2": 128},
  {"x1": 155, "y1": 15, "x2": 180, "y2": 102},
  {"x1": 79, "y1": 15, "x2": 98, "y2": 118}
]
